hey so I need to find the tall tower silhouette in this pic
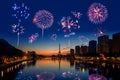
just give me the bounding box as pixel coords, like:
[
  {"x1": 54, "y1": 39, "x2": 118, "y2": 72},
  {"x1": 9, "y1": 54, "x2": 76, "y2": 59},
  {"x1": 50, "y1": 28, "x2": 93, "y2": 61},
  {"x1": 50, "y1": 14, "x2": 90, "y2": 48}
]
[{"x1": 58, "y1": 43, "x2": 61, "y2": 58}]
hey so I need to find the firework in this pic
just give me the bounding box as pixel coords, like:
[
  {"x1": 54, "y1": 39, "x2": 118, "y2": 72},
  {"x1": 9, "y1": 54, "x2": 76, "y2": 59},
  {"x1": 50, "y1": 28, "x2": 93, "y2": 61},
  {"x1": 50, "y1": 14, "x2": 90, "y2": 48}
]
[
  {"x1": 88, "y1": 3, "x2": 108, "y2": 24},
  {"x1": 12, "y1": 3, "x2": 30, "y2": 23},
  {"x1": 93, "y1": 27, "x2": 104, "y2": 37},
  {"x1": 78, "y1": 36, "x2": 89, "y2": 46},
  {"x1": 71, "y1": 11, "x2": 82, "y2": 19},
  {"x1": 29, "y1": 33, "x2": 39, "y2": 43},
  {"x1": 51, "y1": 34, "x2": 57, "y2": 41},
  {"x1": 33, "y1": 10, "x2": 54, "y2": 38},
  {"x1": 60, "y1": 16, "x2": 80, "y2": 38},
  {"x1": 11, "y1": 24, "x2": 24, "y2": 46}
]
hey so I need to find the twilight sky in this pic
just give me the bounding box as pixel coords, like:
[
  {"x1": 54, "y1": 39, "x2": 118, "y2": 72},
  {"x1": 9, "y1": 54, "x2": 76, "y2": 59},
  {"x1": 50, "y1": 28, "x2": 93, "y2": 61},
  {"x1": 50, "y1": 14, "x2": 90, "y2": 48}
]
[{"x1": 0, "y1": 0, "x2": 120, "y2": 55}]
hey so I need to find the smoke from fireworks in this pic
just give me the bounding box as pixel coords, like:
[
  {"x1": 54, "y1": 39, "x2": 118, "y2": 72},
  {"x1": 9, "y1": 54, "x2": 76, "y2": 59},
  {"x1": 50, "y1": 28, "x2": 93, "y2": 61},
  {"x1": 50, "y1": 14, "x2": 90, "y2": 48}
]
[
  {"x1": 29, "y1": 33, "x2": 39, "y2": 43},
  {"x1": 12, "y1": 3, "x2": 30, "y2": 23},
  {"x1": 33, "y1": 10, "x2": 54, "y2": 38},
  {"x1": 88, "y1": 3, "x2": 108, "y2": 24},
  {"x1": 11, "y1": 24, "x2": 24, "y2": 46}
]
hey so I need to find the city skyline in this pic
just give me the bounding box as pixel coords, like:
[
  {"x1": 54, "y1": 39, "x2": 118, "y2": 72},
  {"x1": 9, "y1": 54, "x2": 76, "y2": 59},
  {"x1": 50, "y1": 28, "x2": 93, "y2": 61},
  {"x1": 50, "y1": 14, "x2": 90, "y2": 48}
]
[{"x1": 0, "y1": 0, "x2": 120, "y2": 55}]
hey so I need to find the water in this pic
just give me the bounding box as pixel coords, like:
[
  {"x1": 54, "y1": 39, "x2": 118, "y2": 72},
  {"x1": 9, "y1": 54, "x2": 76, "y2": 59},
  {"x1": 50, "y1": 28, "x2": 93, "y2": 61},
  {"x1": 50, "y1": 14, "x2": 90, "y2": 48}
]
[{"x1": 1, "y1": 58, "x2": 120, "y2": 80}]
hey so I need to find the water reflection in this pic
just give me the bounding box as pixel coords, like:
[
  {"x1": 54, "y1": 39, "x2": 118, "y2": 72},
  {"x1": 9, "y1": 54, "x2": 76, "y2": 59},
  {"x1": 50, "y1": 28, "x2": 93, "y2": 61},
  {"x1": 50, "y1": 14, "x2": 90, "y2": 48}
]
[{"x1": 0, "y1": 58, "x2": 120, "y2": 80}]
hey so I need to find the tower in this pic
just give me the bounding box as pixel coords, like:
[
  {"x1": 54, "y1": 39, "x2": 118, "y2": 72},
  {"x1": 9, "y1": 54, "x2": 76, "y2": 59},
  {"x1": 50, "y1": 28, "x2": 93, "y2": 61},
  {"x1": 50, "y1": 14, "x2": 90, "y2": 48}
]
[
  {"x1": 59, "y1": 43, "x2": 61, "y2": 54},
  {"x1": 58, "y1": 43, "x2": 61, "y2": 57}
]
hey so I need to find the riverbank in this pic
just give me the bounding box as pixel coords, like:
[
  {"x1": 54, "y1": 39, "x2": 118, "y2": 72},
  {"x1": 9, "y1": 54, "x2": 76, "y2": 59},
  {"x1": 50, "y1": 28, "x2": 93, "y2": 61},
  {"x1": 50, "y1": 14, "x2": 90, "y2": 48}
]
[{"x1": 0, "y1": 58, "x2": 33, "y2": 70}]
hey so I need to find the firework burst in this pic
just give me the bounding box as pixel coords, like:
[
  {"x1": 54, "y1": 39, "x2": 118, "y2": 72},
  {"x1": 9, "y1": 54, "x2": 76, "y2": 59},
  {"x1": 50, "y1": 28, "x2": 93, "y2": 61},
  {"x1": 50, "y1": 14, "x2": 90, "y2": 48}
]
[
  {"x1": 12, "y1": 3, "x2": 30, "y2": 23},
  {"x1": 78, "y1": 36, "x2": 89, "y2": 46},
  {"x1": 33, "y1": 10, "x2": 54, "y2": 38},
  {"x1": 51, "y1": 34, "x2": 57, "y2": 41},
  {"x1": 11, "y1": 24, "x2": 24, "y2": 46},
  {"x1": 29, "y1": 33, "x2": 39, "y2": 43},
  {"x1": 88, "y1": 3, "x2": 108, "y2": 24},
  {"x1": 60, "y1": 14, "x2": 80, "y2": 38}
]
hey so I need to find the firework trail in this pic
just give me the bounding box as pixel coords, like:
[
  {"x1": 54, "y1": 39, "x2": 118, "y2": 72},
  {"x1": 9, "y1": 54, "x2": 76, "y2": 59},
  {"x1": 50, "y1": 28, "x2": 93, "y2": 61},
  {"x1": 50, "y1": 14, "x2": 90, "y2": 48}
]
[{"x1": 11, "y1": 24, "x2": 24, "y2": 47}]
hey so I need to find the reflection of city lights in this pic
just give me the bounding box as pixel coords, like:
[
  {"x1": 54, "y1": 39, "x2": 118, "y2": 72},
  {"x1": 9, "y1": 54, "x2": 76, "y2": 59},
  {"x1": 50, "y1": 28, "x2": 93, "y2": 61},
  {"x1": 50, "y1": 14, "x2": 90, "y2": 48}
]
[
  {"x1": 1, "y1": 71, "x2": 3, "y2": 77},
  {"x1": 82, "y1": 68, "x2": 85, "y2": 73},
  {"x1": 112, "y1": 64, "x2": 115, "y2": 69}
]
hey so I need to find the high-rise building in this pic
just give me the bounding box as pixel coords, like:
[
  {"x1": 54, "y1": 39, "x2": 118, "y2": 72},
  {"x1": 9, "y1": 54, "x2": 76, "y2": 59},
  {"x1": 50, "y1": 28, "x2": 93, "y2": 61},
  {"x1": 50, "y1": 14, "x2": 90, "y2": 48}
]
[
  {"x1": 70, "y1": 49, "x2": 74, "y2": 56},
  {"x1": 80, "y1": 46, "x2": 88, "y2": 55},
  {"x1": 109, "y1": 39, "x2": 112, "y2": 53},
  {"x1": 98, "y1": 35, "x2": 109, "y2": 54},
  {"x1": 112, "y1": 32, "x2": 120, "y2": 53},
  {"x1": 88, "y1": 40, "x2": 97, "y2": 54},
  {"x1": 75, "y1": 46, "x2": 80, "y2": 56}
]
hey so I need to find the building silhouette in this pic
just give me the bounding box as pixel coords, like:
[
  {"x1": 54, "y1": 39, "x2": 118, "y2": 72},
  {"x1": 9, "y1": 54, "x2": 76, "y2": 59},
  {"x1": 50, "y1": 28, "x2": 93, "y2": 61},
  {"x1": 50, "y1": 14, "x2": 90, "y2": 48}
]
[
  {"x1": 112, "y1": 32, "x2": 120, "y2": 53},
  {"x1": 70, "y1": 49, "x2": 74, "y2": 56},
  {"x1": 98, "y1": 35, "x2": 109, "y2": 54},
  {"x1": 88, "y1": 40, "x2": 97, "y2": 55},
  {"x1": 80, "y1": 46, "x2": 88, "y2": 55},
  {"x1": 75, "y1": 46, "x2": 80, "y2": 56},
  {"x1": 109, "y1": 39, "x2": 112, "y2": 53}
]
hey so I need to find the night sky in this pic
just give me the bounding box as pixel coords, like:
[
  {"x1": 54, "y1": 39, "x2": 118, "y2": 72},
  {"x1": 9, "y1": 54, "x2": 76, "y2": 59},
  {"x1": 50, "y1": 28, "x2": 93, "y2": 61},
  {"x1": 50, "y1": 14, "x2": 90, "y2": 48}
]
[{"x1": 0, "y1": 0, "x2": 120, "y2": 55}]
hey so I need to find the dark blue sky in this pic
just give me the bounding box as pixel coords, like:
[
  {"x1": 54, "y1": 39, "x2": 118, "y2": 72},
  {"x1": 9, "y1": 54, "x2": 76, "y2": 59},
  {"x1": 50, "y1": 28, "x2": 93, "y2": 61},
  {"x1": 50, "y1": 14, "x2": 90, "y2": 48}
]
[{"x1": 0, "y1": 0, "x2": 120, "y2": 55}]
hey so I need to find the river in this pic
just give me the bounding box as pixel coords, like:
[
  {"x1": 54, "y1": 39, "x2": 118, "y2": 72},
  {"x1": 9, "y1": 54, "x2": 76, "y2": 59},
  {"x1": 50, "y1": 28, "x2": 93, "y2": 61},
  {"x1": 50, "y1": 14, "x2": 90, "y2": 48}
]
[{"x1": 0, "y1": 58, "x2": 120, "y2": 80}]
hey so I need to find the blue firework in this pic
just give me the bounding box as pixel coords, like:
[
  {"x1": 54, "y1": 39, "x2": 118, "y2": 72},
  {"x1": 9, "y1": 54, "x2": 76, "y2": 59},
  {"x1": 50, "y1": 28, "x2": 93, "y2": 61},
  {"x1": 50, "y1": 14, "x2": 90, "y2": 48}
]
[{"x1": 12, "y1": 3, "x2": 30, "y2": 23}]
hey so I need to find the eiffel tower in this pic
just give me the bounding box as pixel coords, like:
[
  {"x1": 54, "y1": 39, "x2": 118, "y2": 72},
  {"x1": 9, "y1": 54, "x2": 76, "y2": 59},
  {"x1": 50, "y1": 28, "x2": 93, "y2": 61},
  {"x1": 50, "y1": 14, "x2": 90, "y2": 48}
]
[{"x1": 58, "y1": 43, "x2": 61, "y2": 58}]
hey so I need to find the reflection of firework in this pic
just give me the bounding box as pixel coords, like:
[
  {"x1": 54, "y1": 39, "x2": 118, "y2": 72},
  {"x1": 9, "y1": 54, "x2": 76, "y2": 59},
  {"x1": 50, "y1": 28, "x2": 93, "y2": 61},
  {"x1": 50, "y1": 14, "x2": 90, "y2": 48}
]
[
  {"x1": 88, "y1": 3, "x2": 108, "y2": 24},
  {"x1": 36, "y1": 72, "x2": 55, "y2": 80},
  {"x1": 33, "y1": 10, "x2": 54, "y2": 38},
  {"x1": 78, "y1": 36, "x2": 89, "y2": 46},
  {"x1": 51, "y1": 34, "x2": 57, "y2": 41},
  {"x1": 11, "y1": 24, "x2": 24, "y2": 47},
  {"x1": 29, "y1": 33, "x2": 39, "y2": 43},
  {"x1": 12, "y1": 3, "x2": 30, "y2": 23},
  {"x1": 89, "y1": 74, "x2": 107, "y2": 80}
]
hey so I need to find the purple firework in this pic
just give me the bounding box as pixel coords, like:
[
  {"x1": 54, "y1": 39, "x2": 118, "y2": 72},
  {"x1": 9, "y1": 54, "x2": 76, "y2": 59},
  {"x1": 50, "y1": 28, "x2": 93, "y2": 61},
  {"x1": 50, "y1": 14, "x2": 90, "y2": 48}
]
[
  {"x1": 51, "y1": 34, "x2": 57, "y2": 41},
  {"x1": 33, "y1": 10, "x2": 54, "y2": 38},
  {"x1": 88, "y1": 3, "x2": 108, "y2": 24},
  {"x1": 29, "y1": 33, "x2": 39, "y2": 43}
]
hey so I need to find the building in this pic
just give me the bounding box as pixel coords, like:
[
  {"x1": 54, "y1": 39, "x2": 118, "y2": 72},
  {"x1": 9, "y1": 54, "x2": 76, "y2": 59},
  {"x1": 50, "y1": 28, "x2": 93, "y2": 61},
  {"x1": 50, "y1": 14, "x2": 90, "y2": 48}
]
[
  {"x1": 88, "y1": 40, "x2": 97, "y2": 54},
  {"x1": 112, "y1": 32, "x2": 120, "y2": 53},
  {"x1": 80, "y1": 46, "x2": 88, "y2": 55},
  {"x1": 70, "y1": 49, "x2": 74, "y2": 56},
  {"x1": 109, "y1": 39, "x2": 112, "y2": 53},
  {"x1": 98, "y1": 35, "x2": 109, "y2": 54},
  {"x1": 75, "y1": 46, "x2": 80, "y2": 56}
]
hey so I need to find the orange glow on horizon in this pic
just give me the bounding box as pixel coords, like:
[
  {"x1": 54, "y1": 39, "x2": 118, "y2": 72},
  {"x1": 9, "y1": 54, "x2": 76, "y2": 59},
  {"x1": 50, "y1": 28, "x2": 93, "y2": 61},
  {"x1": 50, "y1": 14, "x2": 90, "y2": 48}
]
[{"x1": 23, "y1": 48, "x2": 70, "y2": 56}]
